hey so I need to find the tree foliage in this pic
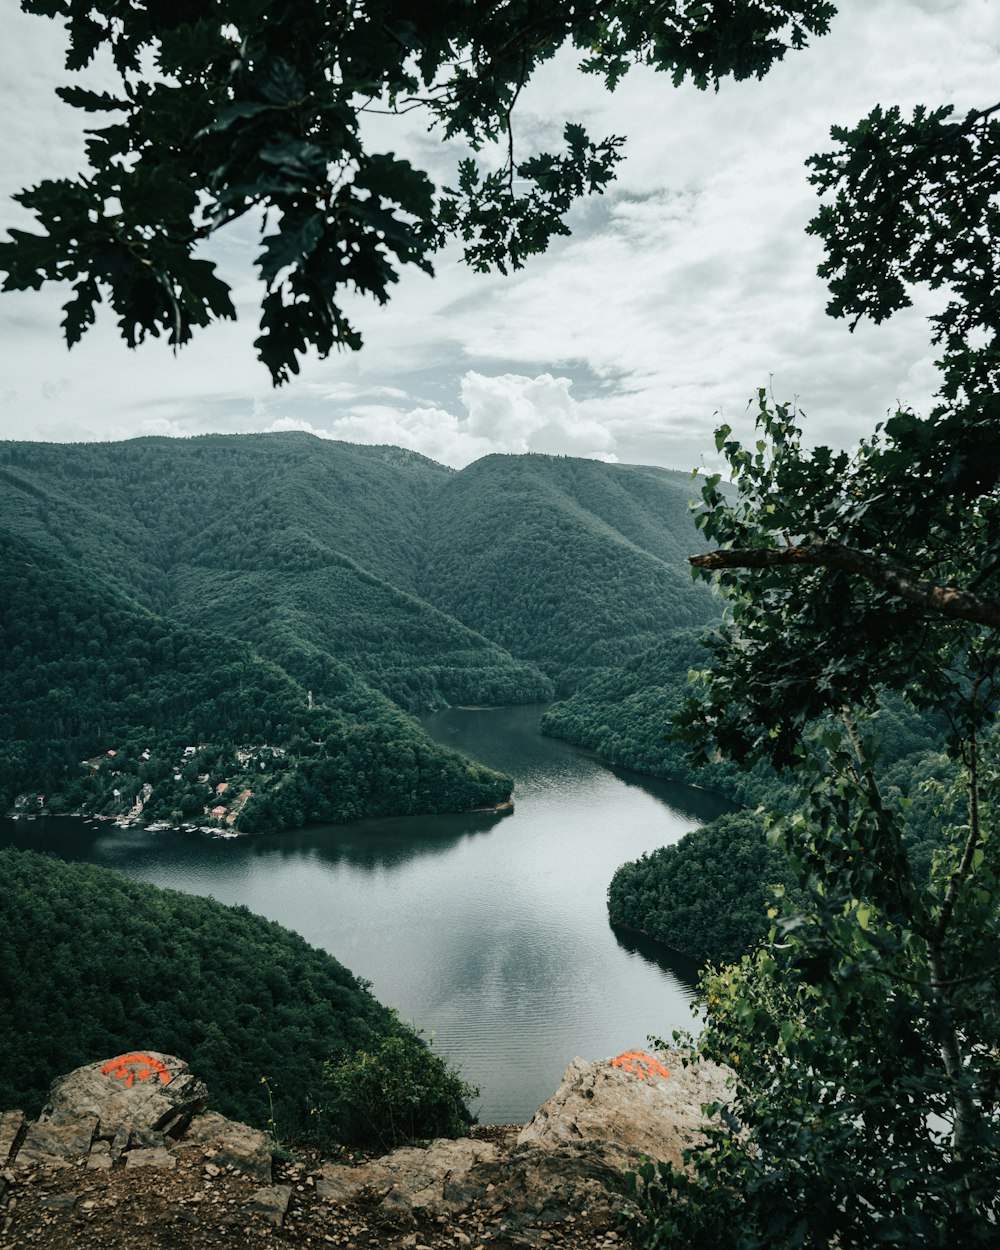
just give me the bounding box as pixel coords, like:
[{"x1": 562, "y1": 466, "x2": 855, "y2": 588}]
[
  {"x1": 2, "y1": 0, "x2": 834, "y2": 380},
  {"x1": 608, "y1": 812, "x2": 798, "y2": 965},
  {"x1": 807, "y1": 100, "x2": 1000, "y2": 404},
  {"x1": 628, "y1": 82, "x2": 1000, "y2": 1241}
]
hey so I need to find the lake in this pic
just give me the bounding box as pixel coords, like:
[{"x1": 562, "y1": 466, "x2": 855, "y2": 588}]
[{"x1": 1, "y1": 704, "x2": 733, "y2": 1123}]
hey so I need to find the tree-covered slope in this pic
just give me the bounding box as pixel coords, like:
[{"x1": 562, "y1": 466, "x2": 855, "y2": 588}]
[
  {"x1": 0, "y1": 533, "x2": 511, "y2": 829},
  {"x1": 540, "y1": 628, "x2": 787, "y2": 809},
  {"x1": 608, "y1": 812, "x2": 798, "y2": 965},
  {"x1": 418, "y1": 455, "x2": 716, "y2": 690},
  {"x1": 0, "y1": 435, "x2": 557, "y2": 710},
  {"x1": 168, "y1": 554, "x2": 552, "y2": 714},
  {"x1": 0, "y1": 848, "x2": 471, "y2": 1143},
  {"x1": 1, "y1": 435, "x2": 715, "y2": 703}
]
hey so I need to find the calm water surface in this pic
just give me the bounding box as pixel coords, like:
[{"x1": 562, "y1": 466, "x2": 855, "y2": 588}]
[{"x1": 2, "y1": 705, "x2": 732, "y2": 1122}]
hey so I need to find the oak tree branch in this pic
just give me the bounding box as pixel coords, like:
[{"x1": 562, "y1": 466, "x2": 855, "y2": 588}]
[{"x1": 690, "y1": 541, "x2": 1000, "y2": 627}]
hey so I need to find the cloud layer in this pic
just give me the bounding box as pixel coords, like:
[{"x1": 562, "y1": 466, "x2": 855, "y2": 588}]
[
  {"x1": 268, "y1": 371, "x2": 618, "y2": 469},
  {"x1": 1, "y1": 0, "x2": 997, "y2": 471}
]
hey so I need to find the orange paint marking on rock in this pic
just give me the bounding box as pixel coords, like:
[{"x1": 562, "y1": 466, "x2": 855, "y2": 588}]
[
  {"x1": 610, "y1": 1050, "x2": 670, "y2": 1080},
  {"x1": 102, "y1": 1053, "x2": 171, "y2": 1087}
]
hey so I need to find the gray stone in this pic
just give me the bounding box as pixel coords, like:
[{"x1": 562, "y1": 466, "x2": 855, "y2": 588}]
[
  {"x1": 477, "y1": 1141, "x2": 630, "y2": 1226},
  {"x1": 517, "y1": 1048, "x2": 731, "y2": 1170},
  {"x1": 0, "y1": 1112, "x2": 24, "y2": 1167},
  {"x1": 182, "y1": 1111, "x2": 272, "y2": 1182},
  {"x1": 126, "y1": 1146, "x2": 177, "y2": 1170},
  {"x1": 17, "y1": 1116, "x2": 97, "y2": 1167},
  {"x1": 249, "y1": 1183, "x2": 292, "y2": 1227},
  {"x1": 42, "y1": 1052, "x2": 206, "y2": 1140},
  {"x1": 318, "y1": 1137, "x2": 498, "y2": 1218},
  {"x1": 38, "y1": 1190, "x2": 81, "y2": 1211},
  {"x1": 109, "y1": 1126, "x2": 130, "y2": 1163}
]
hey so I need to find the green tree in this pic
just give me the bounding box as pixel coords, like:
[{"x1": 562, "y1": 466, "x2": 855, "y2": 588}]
[
  {"x1": 611, "y1": 20, "x2": 999, "y2": 1250},
  {"x1": 1, "y1": 1, "x2": 835, "y2": 381},
  {"x1": 633, "y1": 93, "x2": 1000, "y2": 1238}
]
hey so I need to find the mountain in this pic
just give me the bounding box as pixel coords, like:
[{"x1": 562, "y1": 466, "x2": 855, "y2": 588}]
[
  {"x1": 418, "y1": 455, "x2": 713, "y2": 691},
  {"x1": 0, "y1": 433, "x2": 714, "y2": 828},
  {"x1": 0, "y1": 532, "x2": 510, "y2": 829}
]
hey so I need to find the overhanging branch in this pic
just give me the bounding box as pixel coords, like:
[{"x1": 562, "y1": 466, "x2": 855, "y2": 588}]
[{"x1": 690, "y1": 540, "x2": 1000, "y2": 627}]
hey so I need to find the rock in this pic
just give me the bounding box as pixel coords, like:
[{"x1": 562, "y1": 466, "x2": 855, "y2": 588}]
[
  {"x1": 182, "y1": 1111, "x2": 272, "y2": 1181},
  {"x1": 517, "y1": 1049, "x2": 731, "y2": 1170},
  {"x1": 317, "y1": 1137, "x2": 499, "y2": 1218},
  {"x1": 38, "y1": 1190, "x2": 81, "y2": 1211},
  {"x1": 108, "y1": 1126, "x2": 130, "y2": 1164},
  {"x1": 477, "y1": 1142, "x2": 631, "y2": 1227},
  {"x1": 125, "y1": 1146, "x2": 177, "y2": 1169},
  {"x1": 249, "y1": 1184, "x2": 292, "y2": 1227},
  {"x1": 40, "y1": 1052, "x2": 206, "y2": 1141},
  {"x1": 87, "y1": 1141, "x2": 112, "y2": 1171},
  {"x1": 0, "y1": 1112, "x2": 24, "y2": 1167},
  {"x1": 17, "y1": 1116, "x2": 97, "y2": 1167}
]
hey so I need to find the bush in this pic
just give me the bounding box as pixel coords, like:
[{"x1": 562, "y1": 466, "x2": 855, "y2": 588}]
[{"x1": 319, "y1": 1033, "x2": 478, "y2": 1151}]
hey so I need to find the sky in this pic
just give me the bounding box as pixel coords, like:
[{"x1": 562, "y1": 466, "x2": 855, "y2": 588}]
[{"x1": 0, "y1": 0, "x2": 997, "y2": 473}]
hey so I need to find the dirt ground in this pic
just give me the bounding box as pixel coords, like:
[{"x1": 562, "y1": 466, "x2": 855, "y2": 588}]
[{"x1": 0, "y1": 1126, "x2": 635, "y2": 1250}]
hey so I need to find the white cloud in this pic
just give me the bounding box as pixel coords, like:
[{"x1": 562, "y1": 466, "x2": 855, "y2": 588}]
[
  {"x1": 461, "y1": 372, "x2": 617, "y2": 459},
  {"x1": 265, "y1": 372, "x2": 618, "y2": 468},
  {"x1": 1, "y1": 0, "x2": 997, "y2": 469}
]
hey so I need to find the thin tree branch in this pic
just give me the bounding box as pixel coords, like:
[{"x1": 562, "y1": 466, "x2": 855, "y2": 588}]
[
  {"x1": 691, "y1": 540, "x2": 1000, "y2": 627},
  {"x1": 936, "y1": 673, "x2": 984, "y2": 945}
]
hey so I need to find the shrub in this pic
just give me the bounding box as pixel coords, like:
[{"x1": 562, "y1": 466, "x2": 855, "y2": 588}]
[{"x1": 319, "y1": 1033, "x2": 477, "y2": 1151}]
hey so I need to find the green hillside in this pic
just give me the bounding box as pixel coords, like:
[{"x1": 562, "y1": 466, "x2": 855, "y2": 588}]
[
  {"x1": 540, "y1": 628, "x2": 787, "y2": 809},
  {"x1": 0, "y1": 848, "x2": 471, "y2": 1144},
  {"x1": 0, "y1": 533, "x2": 511, "y2": 829},
  {"x1": 608, "y1": 812, "x2": 798, "y2": 965},
  {"x1": 419, "y1": 455, "x2": 716, "y2": 691}
]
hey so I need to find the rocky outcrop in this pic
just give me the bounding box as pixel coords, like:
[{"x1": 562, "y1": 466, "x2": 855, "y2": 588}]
[
  {"x1": 315, "y1": 1049, "x2": 730, "y2": 1230},
  {"x1": 518, "y1": 1049, "x2": 730, "y2": 1167},
  {"x1": 1, "y1": 1052, "x2": 268, "y2": 1182},
  {"x1": 0, "y1": 1047, "x2": 729, "y2": 1248}
]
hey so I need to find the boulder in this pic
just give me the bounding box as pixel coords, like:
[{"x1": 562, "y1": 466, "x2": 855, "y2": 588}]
[
  {"x1": 182, "y1": 1110, "x2": 272, "y2": 1181},
  {"x1": 125, "y1": 1146, "x2": 177, "y2": 1169},
  {"x1": 42, "y1": 1052, "x2": 206, "y2": 1141},
  {"x1": 479, "y1": 1141, "x2": 633, "y2": 1225},
  {"x1": 517, "y1": 1048, "x2": 730, "y2": 1170},
  {"x1": 17, "y1": 1116, "x2": 97, "y2": 1168},
  {"x1": 317, "y1": 1137, "x2": 499, "y2": 1217},
  {"x1": 249, "y1": 1184, "x2": 293, "y2": 1227}
]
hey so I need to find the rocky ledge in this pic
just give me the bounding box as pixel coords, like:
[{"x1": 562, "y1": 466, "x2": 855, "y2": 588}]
[{"x1": 0, "y1": 1048, "x2": 729, "y2": 1250}]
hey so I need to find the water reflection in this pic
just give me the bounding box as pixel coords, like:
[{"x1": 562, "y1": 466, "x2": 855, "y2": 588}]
[
  {"x1": 250, "y1": 807, "x2": 511, "y2": 872},
  {"x1": 610, "y1": 922, "x2": 702, "y2": 988}
]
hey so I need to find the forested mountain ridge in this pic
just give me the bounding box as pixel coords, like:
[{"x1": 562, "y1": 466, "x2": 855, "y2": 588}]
[
  {"x1": 0, "y1": 436, "x2": 712, "y2": 695},
  {"x1": 0, "y1": 533, "x2": 510, "y2": 829},
  {"x1": 0, "y1": 433, "x2": 713, "y2": 829},
  {"x1": 418, "y1": 455, "x2": 714, "y2": 691}
]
